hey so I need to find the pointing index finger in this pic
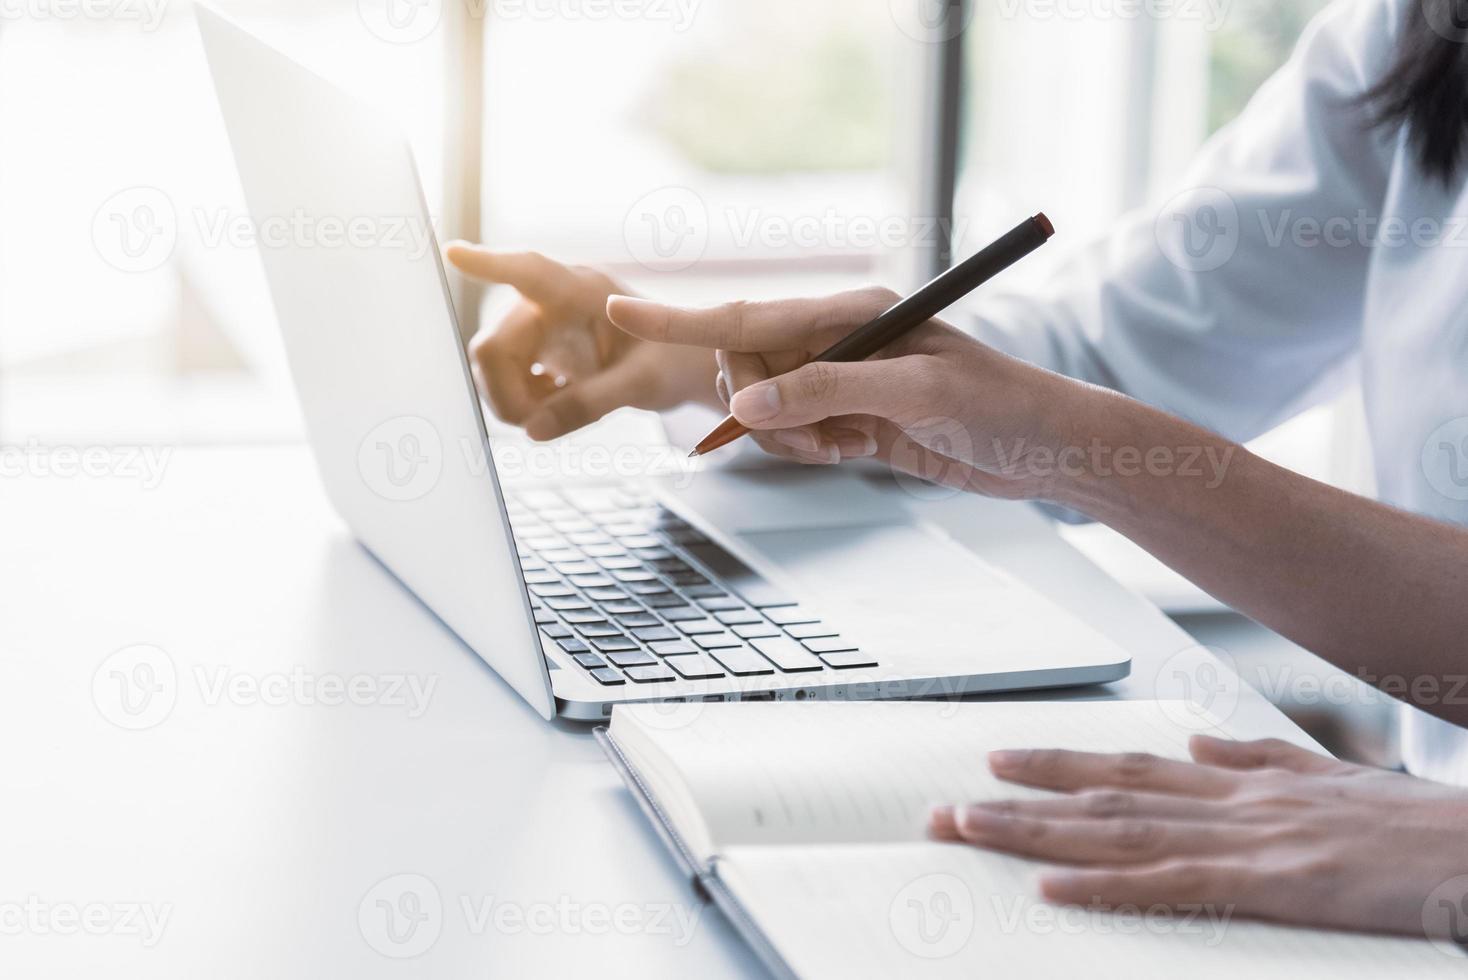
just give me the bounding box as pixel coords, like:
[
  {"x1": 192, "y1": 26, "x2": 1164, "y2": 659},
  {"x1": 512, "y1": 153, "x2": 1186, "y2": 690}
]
[
  {"x1": 606, "y1": 290, "x2": 891, "y2": 352},
  {"x1": 444, "y1": 244, "x2": 568, "y2": 305}
]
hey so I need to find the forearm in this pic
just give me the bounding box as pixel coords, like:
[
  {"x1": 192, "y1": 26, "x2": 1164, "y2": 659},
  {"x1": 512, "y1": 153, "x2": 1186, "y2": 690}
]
[{"x1": 1050, "y1": 389, "x2": 1468, "y2": 726}]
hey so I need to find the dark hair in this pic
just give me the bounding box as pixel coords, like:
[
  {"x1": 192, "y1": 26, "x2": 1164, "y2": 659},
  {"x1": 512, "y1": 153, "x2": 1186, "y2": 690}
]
[{"x1": 1361, "y1": 0, "x2": 1468, "y2": 184}]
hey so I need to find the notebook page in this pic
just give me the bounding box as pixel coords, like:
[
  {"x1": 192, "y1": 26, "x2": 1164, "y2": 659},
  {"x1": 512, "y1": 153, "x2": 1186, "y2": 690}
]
[
  {"x1": 619, "y1": 700, "x2": 1245, "y2": 849},
  {"x1": 715, "y1": 842, "x2": 1465, "y2": 979}
]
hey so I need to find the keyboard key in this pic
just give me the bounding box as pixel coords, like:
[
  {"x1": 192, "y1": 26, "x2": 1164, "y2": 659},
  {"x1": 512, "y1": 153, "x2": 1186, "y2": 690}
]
[
  {"x1": 649, "y1": 640, "x2": 697, "y2": 656},
  {"x1": 617, "y1": 613, "x2": 662, "y2": 628},
  {"x1": 523, "y1": 535, "x2": 566, "y2": 551},
  {"x1": 665, "y1": 526, "x2": 710, "y2": 545},
  {"x1": 631, "y1": 546, "x2": 674, "y2": 561},
  {"x1": 642, "y1": 593, "x2": 684, "y2": 607},
  {"x1": 586, "y1": 588, "x2": 627, "y2": 602},
  {"x1": 589, "y1": 667, "x2": 624, "y2": 685},
  {"x1": 596, "y1": 556, "x2": 640, "y2": 570},
  {"x1": 576, "y1": 622, "x2": 622, "y2": 637},
  {"x1": 546, "y1": 597, "x2": 591, "y2": 611},
  {"x1": 626, "y1": 583, "x2": 670, "y2": 596},
  {"x1": 532, "y1": 610, "x2": 558, "y2": 625},
  {"x1": 569, "y1": 574, "x2": 615, "y2": 588},
  {"x1": 553, "y1": 561, "x2": 600, "y2": 576},
  {"x1": 556, "y1": 637, "x2": 590, "y2": 654},
  {"x1": 697, "y1": 596, "x2": 744, "y2": 612},
  {"x1": 631, "y1": 626, "x2": 679, "y2": 642},
  {"x1": 624, "y1": 664, "x2": 676, "y2": 683},
  {"x1": 715, "y1": 609, "x2": 762, "y2": 626},
  {"x1": 515, "y1": 489, "x2": 563, "y2": 509},
  {"x1": 540, "y1": 623, "x2": 573, "y2": 639},
  {"x1": 551, "y1": 519, "x2": 596, "y2": 534},
  {"x1": 605, "y1": 648, "x2": 657, "y2": 667},
  {"x1": 660, "y1": 605, "x2": 704, "y2": 621},
  {"x1": 567, "y1": 531, "x2": 611, "y2": 546},
  {"x1": 708, "y1": 647, "x2": 775, "y2": 676},
  {"x1": 539, "y1": 507, "x2": 580, "y2": 522},
  {"x1": 767, "y1": 606, "x2": 820, "y2": 626},
  {"x1": 751, "y1": 637, "x2": 825, "y2": 673},
  {"x1": 692, "y1": 631, "x2": 742, "y2": 649},
  {"x1": 539, "y1": 548, "x2": 582, "y2": 563},
  {"x1": 802, "y1": 636, "x2": 857, "y2": 654},
  {"x1": 561, "y1": 487, "x2": 620, "y2": 511},
  {"x1": 528, "y1": 583, "x2": 576, "y2": 598},
  {"x1": 620, "y1": 535, "x2": 662, "y2": 549},
  {"x1": 675, "y1": 619, "x2": 724, "y2": 635},
  {"x1": 669, "y1": 571, "x2": 708, "y2": 586},
  {"x1": 664, "y1": 654, "x2": 726, "y2": 680},
  {"x1": 560, "y1": 608, "x2": 603, "y2": 622},
  {"x1": 582, "y1": 544, "x2": 626, "y2": 558},
  {"x1": 592, "y1": 636, "x2": 642, "y2": 653},
  {"x1": 682, "y1": 584, "x2": 727, "y2": 599},
  {"x1": 602, "y1": 601, "x2": 643, "y2": 615},
  {"x1": 572, "y1": 652, "x2": 606, "y2": 668},
  {"x1": 522, "y1": 570, "x2": 560, "y2": 585},
  {"x1": 819, "y1": 650, "x2": 878, "y2": 669},
  {"x1": 732, "y1": 621, "x2": 781, "y2": 639},
  {"x1": 607, "y1": 523, "x2": 652, "y2": 537},
  {"x1": 785, "y1": 622, "x2": 838, "y2": 639},
  {"x1": 612, "y1": 569, "x2": 657, "y2": 583},
  {"x1": 682, "y1": 541, "x2": 794, "y2": 607}
]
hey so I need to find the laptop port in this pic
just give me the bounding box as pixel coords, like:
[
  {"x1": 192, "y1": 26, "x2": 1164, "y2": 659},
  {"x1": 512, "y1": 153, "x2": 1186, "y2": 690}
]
[{"x1": 743, "y1": 692, "x2": 777, "y2": 702}]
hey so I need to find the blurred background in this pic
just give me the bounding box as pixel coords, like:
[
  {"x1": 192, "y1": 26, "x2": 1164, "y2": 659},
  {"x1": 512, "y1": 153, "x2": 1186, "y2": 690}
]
[{"x1": 2, "y1": 0, "x2": 1397, "y2": 759}]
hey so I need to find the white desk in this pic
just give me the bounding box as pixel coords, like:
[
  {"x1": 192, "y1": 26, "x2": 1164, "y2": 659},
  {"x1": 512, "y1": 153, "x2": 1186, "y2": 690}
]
[{"x1": 2, "y1": 446, "x2": 1308, "y2": 978}]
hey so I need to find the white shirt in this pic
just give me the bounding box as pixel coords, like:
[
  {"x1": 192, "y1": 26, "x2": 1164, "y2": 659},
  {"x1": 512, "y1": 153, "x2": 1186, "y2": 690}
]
[{"x1": 964, "y1": 0, "x2": 1468, "y2": 781}]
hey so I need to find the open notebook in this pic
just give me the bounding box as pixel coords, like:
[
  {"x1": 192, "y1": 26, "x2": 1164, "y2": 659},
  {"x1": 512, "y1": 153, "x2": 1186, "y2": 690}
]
[{"x1": 596, "y1": 700, "x2": 1463, "y2": 979}]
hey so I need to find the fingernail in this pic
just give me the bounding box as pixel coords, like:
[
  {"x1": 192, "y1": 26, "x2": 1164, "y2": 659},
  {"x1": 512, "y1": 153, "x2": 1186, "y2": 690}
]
[
  {"x1": 774, "y1": 428, "x2": 819, "y2": 452},
  {"x1": 835, "y1": 434, "x2": 877, "y2": 457},
  {"x1": 730, "y1": 383, "x2": 781, "y2": 423},
  {"x1": 958, "y1": 805, "x2": 1001, "y2": 835},
  {"x1": 928, "y1": 804, "x2": 957, "y2": 836},
  {"x1": 989, "y1": 750, "x2": 1027, "y2": 771},
  {"x1": 605, "y1": 295, "x2": 656, "y2": 323}
]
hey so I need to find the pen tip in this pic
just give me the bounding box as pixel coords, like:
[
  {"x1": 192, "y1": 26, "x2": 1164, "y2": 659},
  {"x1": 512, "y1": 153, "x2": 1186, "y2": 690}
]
[{"x1": 687, "y1": 449, "x2": 701, "y2": 458}]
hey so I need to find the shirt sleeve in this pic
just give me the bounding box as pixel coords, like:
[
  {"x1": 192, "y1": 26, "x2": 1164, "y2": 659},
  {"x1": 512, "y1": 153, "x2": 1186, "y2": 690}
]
[{"x1": 965, "y1": 0, "x2": 1402, "y2": 443}]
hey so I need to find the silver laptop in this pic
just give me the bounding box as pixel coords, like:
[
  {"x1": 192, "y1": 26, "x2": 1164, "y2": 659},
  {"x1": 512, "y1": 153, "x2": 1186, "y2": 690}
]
[{"x1": 197, "y1": 7, "x2": 1130, "y2": 721}]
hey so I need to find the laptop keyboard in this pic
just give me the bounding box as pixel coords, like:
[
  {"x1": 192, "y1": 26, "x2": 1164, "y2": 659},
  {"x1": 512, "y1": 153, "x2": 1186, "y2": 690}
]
[{"x1": 506, "y1": 484, "x2": 877, "y2": 688}]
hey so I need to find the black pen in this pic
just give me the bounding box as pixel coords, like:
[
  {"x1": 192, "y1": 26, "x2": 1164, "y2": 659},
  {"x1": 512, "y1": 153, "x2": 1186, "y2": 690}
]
[{"x1": 690, "y1": 212, "x2": 1055, "y2": 456}]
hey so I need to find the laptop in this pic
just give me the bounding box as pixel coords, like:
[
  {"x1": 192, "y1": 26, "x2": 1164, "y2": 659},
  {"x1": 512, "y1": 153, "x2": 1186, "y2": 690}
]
[{"x1": 197, "y1": 7, "x2": 1131, "y2": 721}]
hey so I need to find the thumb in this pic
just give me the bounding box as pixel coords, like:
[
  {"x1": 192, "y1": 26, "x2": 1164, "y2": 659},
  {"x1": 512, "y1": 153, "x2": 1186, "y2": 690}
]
[
  {"x1": 728, "y1": 357, "x2": 942, "y2": 430},
  {"x1": 522, "y1": 363, "x2": 653, "y2": 441}
]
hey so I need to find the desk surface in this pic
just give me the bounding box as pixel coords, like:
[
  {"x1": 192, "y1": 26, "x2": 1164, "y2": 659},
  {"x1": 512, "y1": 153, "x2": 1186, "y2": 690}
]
[{"x1": 3, "y1": 445, "x2": 1306, "y2": 978}]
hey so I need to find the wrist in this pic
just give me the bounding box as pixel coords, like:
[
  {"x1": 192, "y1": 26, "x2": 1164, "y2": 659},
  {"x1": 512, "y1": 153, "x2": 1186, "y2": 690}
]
[{"x1": 1037, "y1": 387, "x2": 1243, "y2": 520}]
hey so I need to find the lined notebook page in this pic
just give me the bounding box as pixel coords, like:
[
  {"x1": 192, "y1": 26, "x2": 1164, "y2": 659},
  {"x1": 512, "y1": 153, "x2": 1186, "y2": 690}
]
[
  {"x1": 620, "y1": 700, "x2": 1242, "y2": 849},
  {"x1": 715, "y1": 842, "x2": 1464, "y2": 979}
]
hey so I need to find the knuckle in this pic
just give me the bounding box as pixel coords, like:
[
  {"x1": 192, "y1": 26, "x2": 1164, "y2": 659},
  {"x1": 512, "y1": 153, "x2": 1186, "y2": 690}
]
[
  {"x1": 857, "y1": 284, "x2": 900, "y2": 307},
  {"x1": 1114, "y1": 752, "x2": 1157, "y2": 784},
  {"x1": 797, "y1": 362, "x2": 840, "y2": 404},
  {"x1": 1113, "y1": 819, "x2": 1163, "y2": 853},
  {"x1": 1084, "y1": 791, "x2": 1135, "y2": 819},
  {"x1": 718, "y1": 300, "x2": 751, "y2": 350}
]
